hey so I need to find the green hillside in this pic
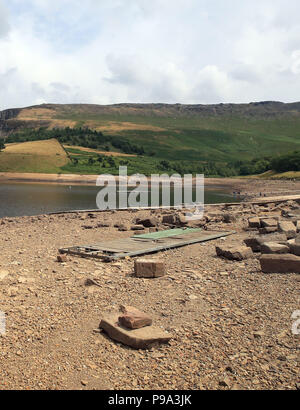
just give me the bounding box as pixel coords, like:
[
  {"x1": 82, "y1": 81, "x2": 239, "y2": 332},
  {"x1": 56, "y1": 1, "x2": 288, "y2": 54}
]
[{"x1": 1, "y1": 102, "x2": 300, "y2": 175}]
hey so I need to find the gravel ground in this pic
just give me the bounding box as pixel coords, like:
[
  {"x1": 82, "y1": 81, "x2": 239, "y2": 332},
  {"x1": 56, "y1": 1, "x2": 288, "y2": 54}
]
[{"x1": 0, "y1": 204, "x2": 299, "y2": 390}]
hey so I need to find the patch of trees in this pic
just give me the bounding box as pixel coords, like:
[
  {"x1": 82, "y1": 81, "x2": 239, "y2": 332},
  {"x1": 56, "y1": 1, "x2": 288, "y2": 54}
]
[
  {"x1": 158, "y1": 160, "x2": 239, "y2": 177},
  {"x1": 229, "y1": 158, "x2": 271, "y2": 176},
  {"x1": 270, "y1": 151, "x2": 300, "y2": 172},
  {"x1": 0, "y1": 139, "x2": 5, "y2": 151},
  {"x1": 6, "y1": 127, "x2": 146, "y2": 156}
]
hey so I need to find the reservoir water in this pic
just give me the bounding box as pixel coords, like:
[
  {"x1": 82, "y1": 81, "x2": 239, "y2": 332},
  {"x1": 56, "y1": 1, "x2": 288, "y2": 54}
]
[{"x1": 0, "y1": 182, "x2": 240, "y2": 218}]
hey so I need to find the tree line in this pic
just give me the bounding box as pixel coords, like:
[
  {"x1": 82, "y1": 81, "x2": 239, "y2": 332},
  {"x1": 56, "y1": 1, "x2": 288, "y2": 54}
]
[{"x1": 5, "y1": 127, "x2": 146, "y2": 155}]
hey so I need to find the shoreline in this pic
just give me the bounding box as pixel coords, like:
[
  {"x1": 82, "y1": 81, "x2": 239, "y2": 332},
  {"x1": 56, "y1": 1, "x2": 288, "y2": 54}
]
[
  {"x1": 0, "y1": 171, "x2": 246, "y2": 188},
  {"x1": 2, "y1": 172, "x2": 300, "y2": 201}
]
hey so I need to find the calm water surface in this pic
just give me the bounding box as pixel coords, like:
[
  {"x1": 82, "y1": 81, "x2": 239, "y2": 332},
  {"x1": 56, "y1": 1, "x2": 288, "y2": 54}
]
[{"x1": 0, "y1": 182, "x2": 240, "y2": 218}]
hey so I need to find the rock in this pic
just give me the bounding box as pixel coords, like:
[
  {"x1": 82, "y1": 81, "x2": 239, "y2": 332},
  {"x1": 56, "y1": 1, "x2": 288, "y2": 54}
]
[
  {"x1": 219, "y1": 376, "x2": 231, "y2": 387},
  {"x1": 259, "y1": 227, "x2": 278, "y2": 234},
  {"x1": 253, "y1": 330, "x2": 265, "y2": 338},
  {"x1": 138, "y1": 218, "x2": 159, "y2": 228},
  {"x1": 0, "y1": 270, "x2": 9, "y2": 281},
  {"x1": 134, "y1": 259, "x2": 166, "y2": 278},
  {"x1": 118, "y1": 224, "x2": 128, "y2": 231},
  {"x1": 296, "y1": 221, "x2": 300, "y2": 233},
  {"x1": 99, "y1": 314, "x2": 171, "y2": 349},
  {"x1": 188, "y1": 294, "x2": 198, "y2": 300},
  {"x1": 260, "y1": 254, "x2": 300, "y2": 273},
  {"x1": 260, "y1": 242, "x2": 290, "y2": 254},
  {"x1": 131, "y1": 225, "x2": 146, "y2": 231},
  {"x1": 118, "y1": 306, "x2": 152, "y2": 329},
  {"x1": 97, "y1": 222, "x2": 111, "y2": 228},
  {"x1": 223, "y1": 213, "x2": 237, "y2": 223},
  {"x1": 244, "y1": 233, "x2": 287, "y2": 252},
  {"x1": 261, "y1": 219, "x2": 278, "y2": 228},
  {"x1": 57, "y1": 254, "x2": 67, "y2": 263},
  {"x1": 248, "y1": 217, "x2": 260, "y2": 228},
  {"x1": 161, "y1": 214, "x2": 179, "y2": 225},
  {"x1": 216, "y1": 245, "x2": 253, "y2": 261},
  {"x1": 278, "y1": 221, "x2": 297, "y2": 239},
  {"x1": 288, "y1": 243, "x2": 300, "y2": 256},
  {"x1": 133, "y1": 230, "x2": 147, "y2": 235}
]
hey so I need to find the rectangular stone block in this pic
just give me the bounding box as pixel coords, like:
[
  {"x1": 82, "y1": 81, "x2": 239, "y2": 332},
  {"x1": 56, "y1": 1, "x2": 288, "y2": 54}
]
[
  {"x1": 260, "y1": 254, "x2": 300, "y2": 273},
  {"x1": 216, "y1": 245, "x2": 253, "y2": 261},
  {"x1": 100, "y1": 314, "x2": 171, "y2": 349},
  {"x1": 248, "y1": 217, "x2": 260, "y2": 229},
  {"x1": 260, "y1": 219, "x2": 278, "y2": 228},
  {"x1": 260, "y1": 242, "x2": 290, "y2": 254},
  {"x1": 244, "y1": 233, "x2": 287, "y2": 252},
  {"x1": 134, "y1": 258, "x2": 166, "y2": 278},
  {"x1": 278, "y1": 221, "x2": 297, "y2": 239},
  {"x1": 259, "y1": 227, "x2": 278, "y2": 234},
  {"x1": 119, "y1": 306, "x2": 152, "y2": 329},
  {"x1": 162, "y1": 214, "x2": 177, "y2": 225}
]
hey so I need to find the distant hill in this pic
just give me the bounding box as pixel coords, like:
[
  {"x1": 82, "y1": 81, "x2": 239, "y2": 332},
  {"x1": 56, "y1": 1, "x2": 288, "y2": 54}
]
[{"x1": 1, "y1": 101, "x2": 300, "y2": 164}]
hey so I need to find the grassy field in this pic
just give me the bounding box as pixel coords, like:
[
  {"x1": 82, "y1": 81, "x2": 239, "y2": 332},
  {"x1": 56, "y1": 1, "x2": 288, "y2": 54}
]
[
  {"x1": 62, "y1": 145, "x2": 165, "y2": 175},
  {"x1": 258, "y1": 170, "x2": 300, "y2": 180},
  {"x1": 0, "y1": 139, "x2": 69, "y2": 173},
  {"x1": 13, "y1": 104, "x2": 300, "y2": 162}
]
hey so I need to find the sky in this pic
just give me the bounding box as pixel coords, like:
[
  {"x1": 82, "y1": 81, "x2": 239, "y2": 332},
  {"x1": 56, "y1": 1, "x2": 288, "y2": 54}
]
[{"x1": 0, "y1": 0, "x2": 300, "y2": 110}]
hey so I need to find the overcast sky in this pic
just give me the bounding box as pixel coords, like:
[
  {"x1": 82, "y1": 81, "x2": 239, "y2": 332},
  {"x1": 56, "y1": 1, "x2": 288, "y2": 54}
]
[{"x1": 0, "y1": 0, "x2": 300, "y2": 110}]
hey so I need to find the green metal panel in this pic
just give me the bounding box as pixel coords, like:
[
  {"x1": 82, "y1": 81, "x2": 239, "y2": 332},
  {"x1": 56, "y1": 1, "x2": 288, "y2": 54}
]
[{"x1": 133, "y1": 227, "x2": 202, "y2": 240}]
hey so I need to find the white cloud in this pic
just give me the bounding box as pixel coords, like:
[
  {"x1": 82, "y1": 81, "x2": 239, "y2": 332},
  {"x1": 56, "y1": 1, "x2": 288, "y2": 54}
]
[
  {"x1": 0, "y1": 0, "x2": 10, "y2": 38},
  {"x1": 0, "y1": 0, "x2": 300, "y2": 109}
]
